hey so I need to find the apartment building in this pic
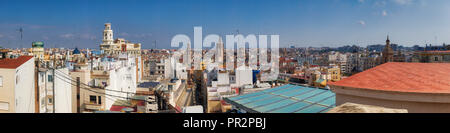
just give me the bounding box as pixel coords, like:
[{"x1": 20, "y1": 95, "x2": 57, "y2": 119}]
[
  {"x1": 38, "y1": 67, "x2": 72, "y2": 113},
  {"x1": 412, "y1": 50, "x2": 450, "y2": 63},
  {"x1": 0, "y1": 56, "x2": 35, "y2": 113}
]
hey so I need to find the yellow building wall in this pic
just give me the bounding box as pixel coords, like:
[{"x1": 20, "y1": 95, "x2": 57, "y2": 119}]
[{"x1": 0, "y1": 69, "x2": 16, "y2": 113}]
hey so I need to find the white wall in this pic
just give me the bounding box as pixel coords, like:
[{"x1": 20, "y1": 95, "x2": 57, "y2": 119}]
[
  {"x1": 137, "y1": 56, "x2": 143, "y2": 82},
  {"x1": 235, "y1": 66, "x2": 253, "y2": 87},
  {"x1": 104, "y1": 58, "x2": 137, "y2": 110},
  {"x1": 14, "y1": 58, "x2": 35, "y2": 113},
  {"x1": 54, "y1": 68, "x2": 72, "y2": 113},
  {"x1": 217, "y1": 72, "x2": 229, "y2": 86},
  {"x1": 38, "y1": 71, "x2": 47, "y2": 113}
]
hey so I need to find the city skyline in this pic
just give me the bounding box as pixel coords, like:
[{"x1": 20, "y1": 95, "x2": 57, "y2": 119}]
[{"x1": 0, "y1": 0, "x2": 450, "y2": 49}]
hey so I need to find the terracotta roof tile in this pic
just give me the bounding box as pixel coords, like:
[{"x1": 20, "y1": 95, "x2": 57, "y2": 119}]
[
  {"x1": 329, "y1": 62, "x2": 450, "y2": 94},
  {"x1": 0, "y1": 56, "x2": 34, "y2": 69}
]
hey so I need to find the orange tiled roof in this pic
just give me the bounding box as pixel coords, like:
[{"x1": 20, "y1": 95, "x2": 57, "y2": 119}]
[
  {"x1": 329, "y1": 62, "x2": 450, "y2": 94},
  {"x1": 0, "y1": 56, "x2": 34, "y2": 69}
]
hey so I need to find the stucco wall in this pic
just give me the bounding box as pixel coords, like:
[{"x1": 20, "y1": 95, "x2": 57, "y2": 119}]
[
  {"x1": 332, "y1": 86, "x2": 450, "y2": 113},
  {"x1": 70, "y1": 70, "x2": 91, "y2": 113},
  {"x1": 336, "y1": 93, "x2": 450, "y2": 113},
  {"x1": 14, "y1": 58, "x2": 35, "y2": 113},
  {"x1": 54, "y1": 68, "x2": 72, "y2": 113},
  {"x1": 0, "y1": 69, "x2": 16, "y2": 113},
  {"x1": 104, "y1": 59, "x2": 137, "y2": 110}
]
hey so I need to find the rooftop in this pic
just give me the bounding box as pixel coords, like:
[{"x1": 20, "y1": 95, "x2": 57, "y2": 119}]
[
  {"x1": 137, "y1": 82, "x2": 160, "y2": 88},
  {"x1": 224, "y1": 84, "x2": 335, "y2": 113},
  {"x1": 0, "y1": 56, "x2": 33, "y2": 69},
  {"x1": 327, "y1": 103, "x2": 408, "y2": 113},
  {"x1": 329, "y1": 62, "x2": 450, "y2": 94}
]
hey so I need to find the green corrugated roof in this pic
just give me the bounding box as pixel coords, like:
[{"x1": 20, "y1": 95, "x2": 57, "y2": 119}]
[{"x1": 224, "y1": 84, "x2": 336, "y2": 113}]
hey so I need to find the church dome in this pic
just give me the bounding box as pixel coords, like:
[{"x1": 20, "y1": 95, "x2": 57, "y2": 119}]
[{"x1": 73, "y1": 48, "x2": 81, "y2": 54}]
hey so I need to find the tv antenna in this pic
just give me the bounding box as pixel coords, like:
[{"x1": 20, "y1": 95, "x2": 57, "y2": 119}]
[{"x1": 16, "y1": 27, "x2": 23, "y2": 49}]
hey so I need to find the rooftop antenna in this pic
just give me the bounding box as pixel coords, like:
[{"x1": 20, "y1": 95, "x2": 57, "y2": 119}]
[{"x1": 16, "y1": 27, "x2": 23, "y2": 49}]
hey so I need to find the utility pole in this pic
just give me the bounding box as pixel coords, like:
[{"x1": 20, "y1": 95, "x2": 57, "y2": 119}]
[{"x1": 76, "y1": 77, "x2": 81, "y2": 113}]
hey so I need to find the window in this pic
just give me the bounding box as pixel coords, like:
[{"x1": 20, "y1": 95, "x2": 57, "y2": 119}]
[
  {"x1": 435, "y1": 57, "x2": 439, "y2": 61},
  {"x1": 40, "y1": 74, "x2": 45, "y2": 83},
  {"x1": 89, "y1": 95, "x2": 97, "y2": 104},
  {"x1": 98, "y1": 96, "x2": 102, "y2": 104},
  {"x1": 0, "y1": 76, "x2": 2, "y2": 87},
  {"x1": 48, "y1": 97, "x2": 53, "y2": 105},
  {"x1": 48, "y1": 75, "x2": 53, "y2": 82}
]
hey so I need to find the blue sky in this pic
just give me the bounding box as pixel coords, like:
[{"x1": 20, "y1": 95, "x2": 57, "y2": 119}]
[{"x1": 0, "y1": 0, "x2": 449, "y2": 49}]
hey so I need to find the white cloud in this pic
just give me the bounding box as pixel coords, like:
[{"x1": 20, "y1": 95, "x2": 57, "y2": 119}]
[
  {"x1": 134, "y1": 33, "x2": 152, "y2": 38},
  {"x1": 7, "y1": 35, "x2": 15, "y2": 39},
  {"x1": 382, "y1": 10, "x2": 388, "y2": 16},
  {"x1": 392, "y1": 0, "x2": 413, "y2": 5},
  {"x1": 80, "y1": 34, "x2": 96, "y2": 40},
  {"x1": 119, "y1": 32, "x2": 130, "y2": 36},
  {"x1": 374, "y1": 1, "x2": 387, "y2": 7},
  {"x1": 60, "y1": 33, "x2": 75, "y2": 39},
  {"x1": 358, "y1": 20, "x2": 366, "y2": 26},
  {"x1": 60, "y1": 33, "x2": 96, "y2": 40},
  {"x1": 118, "y1": 32, "x2": 151, "y2": 38}
]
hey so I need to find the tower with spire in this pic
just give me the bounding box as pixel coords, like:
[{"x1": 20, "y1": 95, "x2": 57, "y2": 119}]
[
  {"x1": 100, "y1": 23, "x2": 115, "y2": 55},
  {"x1": 103, "y1": 23, "x2": 114, "y2": 44},
  {"x1": 382, "y1": 35, "x2": 394, "y2": 63},
  {"x1": 99, "y1": 23, "x2": 141, "y2": 56}
]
